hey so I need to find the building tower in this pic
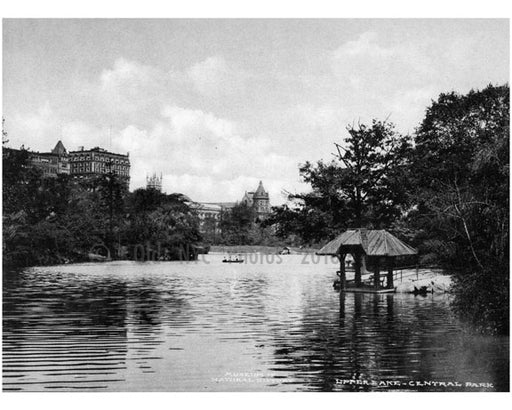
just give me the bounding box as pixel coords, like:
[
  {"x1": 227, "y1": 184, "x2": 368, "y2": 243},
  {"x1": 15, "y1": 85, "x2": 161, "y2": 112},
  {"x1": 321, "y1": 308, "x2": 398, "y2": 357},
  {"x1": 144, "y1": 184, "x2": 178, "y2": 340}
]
[
  {"x1": 252, "y1": 180, "x2": 270, "y2": 218},
  {"x1": 147, "y1": 172, "x2": 163, "y2": 191}
]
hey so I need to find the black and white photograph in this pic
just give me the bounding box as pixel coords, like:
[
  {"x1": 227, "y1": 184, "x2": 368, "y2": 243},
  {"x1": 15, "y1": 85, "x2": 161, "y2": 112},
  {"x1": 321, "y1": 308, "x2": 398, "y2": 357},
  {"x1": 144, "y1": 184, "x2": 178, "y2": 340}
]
[{"x1": 1, "y1": 7, "x2": 510, "y2": 397}]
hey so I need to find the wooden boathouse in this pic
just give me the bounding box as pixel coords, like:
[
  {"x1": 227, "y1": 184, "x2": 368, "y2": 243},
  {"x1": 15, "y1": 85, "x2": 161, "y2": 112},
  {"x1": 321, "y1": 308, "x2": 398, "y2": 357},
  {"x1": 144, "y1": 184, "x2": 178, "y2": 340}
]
[{"x1": 317, "y1": 228, "x2": 418, "y2": 293}]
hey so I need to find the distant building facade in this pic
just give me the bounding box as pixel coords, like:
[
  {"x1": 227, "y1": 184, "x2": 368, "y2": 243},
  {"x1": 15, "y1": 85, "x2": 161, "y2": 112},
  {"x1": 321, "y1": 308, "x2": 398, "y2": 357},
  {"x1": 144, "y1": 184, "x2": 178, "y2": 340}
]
[
  {"x1": 69, "y1": 146, "x2": 130, "y2": 183},
  {"x1": 193, "y1": 203, "x2": 223, "y2": 236},
  {"x1": 28, "y1": 140, "x2": 70, "y2": 177},
  {"x1": 240, "y1": 181, "x2": 271, "y2": 219},
  {"x1": 21, "y1": 140, "x2": 130, "y2": 184},
  {"x1": 146, "y1": 173, "x2": 163, "y2": 191},
  {"x1": 194, "y1": 181, "x2": 271, "y2": 233}
]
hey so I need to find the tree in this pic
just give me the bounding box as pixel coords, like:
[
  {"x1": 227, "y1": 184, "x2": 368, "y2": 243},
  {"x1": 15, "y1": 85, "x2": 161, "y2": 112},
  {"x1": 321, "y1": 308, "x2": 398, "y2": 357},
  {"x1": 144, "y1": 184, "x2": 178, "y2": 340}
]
[
  {"x1": 2, "y1": 146, "x2": 43, "y2": 218},
  {"x1": 2, "y1": 145, "x2": 92, "y2": 266},
  {"x1": 409, "y1": 84, "x2": 509, "y2": 334},
  {"x1": 128, "y1": 187, "x2": 166, "y2": 213},
  {"x1": 219, "y1": 203, "x2": 256, "y2": 245},
  {"x1": 122, "y1": 189, "x2": 201, "y2": 260},
  {"x1": 331, "y1": 120, "x2": 412, "y2": 227},
  {"x1": 265, "y1": 120, "x2": 412, "y2": 244}
]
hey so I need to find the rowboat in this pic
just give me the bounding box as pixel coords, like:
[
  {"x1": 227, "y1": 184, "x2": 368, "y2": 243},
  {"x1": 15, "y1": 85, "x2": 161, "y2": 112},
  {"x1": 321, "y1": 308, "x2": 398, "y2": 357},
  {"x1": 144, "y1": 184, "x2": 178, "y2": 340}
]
[{"x1": 222, "y1": 258, "x2": 244, "y2": 263}]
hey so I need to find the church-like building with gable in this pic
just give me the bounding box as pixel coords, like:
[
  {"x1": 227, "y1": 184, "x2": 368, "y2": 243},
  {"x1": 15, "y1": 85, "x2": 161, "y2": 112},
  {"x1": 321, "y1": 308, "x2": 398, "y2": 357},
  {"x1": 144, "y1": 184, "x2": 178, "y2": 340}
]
[{"x1": 240, "y1": 181, "x2": 271, "y2": 219}]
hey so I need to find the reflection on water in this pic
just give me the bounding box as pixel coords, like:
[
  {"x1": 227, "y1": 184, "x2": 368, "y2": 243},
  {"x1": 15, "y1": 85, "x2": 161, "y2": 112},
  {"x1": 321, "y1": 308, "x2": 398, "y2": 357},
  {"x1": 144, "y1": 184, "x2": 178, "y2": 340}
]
[{"x1": 3, "y1": 255, "x2": 509, "y2": 392}]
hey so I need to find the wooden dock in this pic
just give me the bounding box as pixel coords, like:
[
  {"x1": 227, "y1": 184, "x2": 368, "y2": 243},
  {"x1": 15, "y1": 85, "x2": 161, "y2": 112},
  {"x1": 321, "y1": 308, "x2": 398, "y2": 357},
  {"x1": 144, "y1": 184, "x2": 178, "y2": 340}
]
[
  {"x1": 333, "y1": 281, "x2": 396, "y2": 294},
  {"x1": 343, "y1": 287, "x2": 395, "y2": 294}
]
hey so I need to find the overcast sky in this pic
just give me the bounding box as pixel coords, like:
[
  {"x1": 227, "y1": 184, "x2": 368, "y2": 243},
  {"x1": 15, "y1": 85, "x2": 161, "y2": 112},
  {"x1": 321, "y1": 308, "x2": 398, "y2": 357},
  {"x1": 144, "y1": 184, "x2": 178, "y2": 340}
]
[{"x1": 3, "y1": 19, "x2": 509, "y2": 204}]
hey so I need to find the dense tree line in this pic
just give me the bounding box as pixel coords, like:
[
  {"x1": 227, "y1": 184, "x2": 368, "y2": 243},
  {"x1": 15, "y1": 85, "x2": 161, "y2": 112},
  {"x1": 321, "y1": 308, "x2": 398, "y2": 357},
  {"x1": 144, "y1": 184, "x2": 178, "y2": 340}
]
[
  {"x1": 2, "y1": 143, "x2": 280, "y2": 268},
  {"x1": 265, "y1": 84, "x2": 509, "y2": 334},
  {"x1": 409, "y1": 84, "x2": 509, "y2": 334},
  {"x1": 202, "y1": 202, "x2": 283, "y2": 246},
  {"x1": 2, "y1": 147, "x2": 202, "y2": 267}
]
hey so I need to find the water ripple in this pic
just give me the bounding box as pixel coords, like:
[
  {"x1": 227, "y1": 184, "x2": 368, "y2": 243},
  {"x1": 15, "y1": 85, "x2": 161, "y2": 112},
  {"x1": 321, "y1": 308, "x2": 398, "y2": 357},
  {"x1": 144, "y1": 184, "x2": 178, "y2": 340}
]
[{"x1": 3, "y1": 256, "x2": 509, "y2": 391}]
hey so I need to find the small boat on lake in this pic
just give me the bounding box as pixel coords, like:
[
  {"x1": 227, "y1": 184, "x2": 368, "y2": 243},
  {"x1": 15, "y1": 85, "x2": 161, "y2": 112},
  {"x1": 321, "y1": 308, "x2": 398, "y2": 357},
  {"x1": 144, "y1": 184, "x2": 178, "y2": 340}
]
[
  {"x1": 278, "y1": 246, "x2": 291, "y2": 255},
  {"x1": 222, "y1": 256, "x2": 244, "y2": 263},
  {"x1": 88, "y1": 253, "x2": 112, "y2": 262}
]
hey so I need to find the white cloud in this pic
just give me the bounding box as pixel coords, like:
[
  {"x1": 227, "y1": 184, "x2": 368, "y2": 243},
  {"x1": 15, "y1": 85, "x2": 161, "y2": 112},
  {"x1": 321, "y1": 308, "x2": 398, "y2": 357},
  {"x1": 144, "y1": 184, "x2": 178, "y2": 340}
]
[
  {"x1": 188, "y1": 56, "x2": 246, "y2": 98},
  {"x1": 161, "y1": 105, "x2": 236, "y2": 140},
  {"x1": 98, "y1": 58, "x2": 169, "y2": 115},
  {"x1": 84, "y1": 56, "x2": 248, "y2": 120},
  {"x1": 291, "y1": 104, "x2": 345, "y2": 130},
  {"x1": 109, "y1": 105, "x2": 297, "y2": 204},
  {"x1": 100, "y1": 58, "x2": 159, "y2": 90},
  {"x1": 10, "y1": 102, "x2": 58, "y2": 151},
  {"x1": 334, "y1": 31, "x2": 394, "y2": 58},
  {"x1": 332, "y1": 31, "x2": 435, "y2": 92}
]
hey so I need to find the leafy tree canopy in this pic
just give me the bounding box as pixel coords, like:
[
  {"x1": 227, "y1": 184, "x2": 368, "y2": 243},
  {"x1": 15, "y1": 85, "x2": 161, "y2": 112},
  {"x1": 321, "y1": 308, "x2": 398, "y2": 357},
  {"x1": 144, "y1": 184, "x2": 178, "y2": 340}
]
[
  {"x1": 409, "y1": 84, "x2": 509, "y2": 334},
  {"x1": 266, "y1": 120, "x2": 412, "y2": 243}
]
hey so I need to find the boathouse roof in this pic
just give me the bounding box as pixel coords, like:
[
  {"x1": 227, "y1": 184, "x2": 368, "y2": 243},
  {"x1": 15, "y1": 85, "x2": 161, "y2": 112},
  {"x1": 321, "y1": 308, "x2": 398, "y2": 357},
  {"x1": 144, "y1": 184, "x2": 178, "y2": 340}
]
[{"x1": 317, "y1": 228, "x2": 417, "y2": 257}]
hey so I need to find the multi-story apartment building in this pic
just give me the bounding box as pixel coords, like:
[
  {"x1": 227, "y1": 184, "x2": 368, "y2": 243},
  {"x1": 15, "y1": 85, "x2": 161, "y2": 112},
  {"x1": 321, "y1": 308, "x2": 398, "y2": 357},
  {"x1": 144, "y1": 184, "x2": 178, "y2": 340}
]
[
  {"x1": 17, "y1": 140, "x2": 130, "y2": 184},
  {"x1": 68, "y1": 146, "x2": 130, "y2": 183}
]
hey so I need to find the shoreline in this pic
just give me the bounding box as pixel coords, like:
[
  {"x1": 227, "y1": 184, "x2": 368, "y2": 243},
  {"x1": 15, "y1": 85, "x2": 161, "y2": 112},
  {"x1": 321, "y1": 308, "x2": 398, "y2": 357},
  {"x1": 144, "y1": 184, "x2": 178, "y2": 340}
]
[{"x1": 209, "y1": 245, "x2": 318, "y2": 254}]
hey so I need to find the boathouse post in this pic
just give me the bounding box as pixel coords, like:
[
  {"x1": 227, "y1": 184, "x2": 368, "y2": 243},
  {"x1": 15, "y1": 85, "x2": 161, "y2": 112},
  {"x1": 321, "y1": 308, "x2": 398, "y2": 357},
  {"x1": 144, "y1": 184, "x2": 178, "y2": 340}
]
[
  {"x1": 338, "y1": 253, "x2": 346, "y2": 291},
  {"x1": 339, "y1": 290, "x2": 346, "y2": 321},
  {"x1": 354, "y1": 250, "x2": 362, "y2": 287},
  {"x1": 387, "y1": 256, "x2": 395, "y2": 289},
  {"x1": 374, "y1": 257, "x2": 380, "y2": 290}
]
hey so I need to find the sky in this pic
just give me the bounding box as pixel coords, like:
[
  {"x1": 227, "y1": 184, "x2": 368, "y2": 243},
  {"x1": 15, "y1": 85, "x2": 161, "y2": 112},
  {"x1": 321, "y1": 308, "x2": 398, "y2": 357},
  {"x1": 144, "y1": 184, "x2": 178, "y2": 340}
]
[{"x1": 2, "y1": 19, "x2": 509, "y2": 204}]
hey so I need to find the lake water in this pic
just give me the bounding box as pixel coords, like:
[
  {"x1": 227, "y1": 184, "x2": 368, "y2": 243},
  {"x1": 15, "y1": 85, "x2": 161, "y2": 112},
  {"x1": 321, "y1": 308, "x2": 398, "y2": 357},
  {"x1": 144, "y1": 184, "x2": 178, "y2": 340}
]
[{"x1": 3, "y1": 255, "x2": 509, "y2": 392}]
